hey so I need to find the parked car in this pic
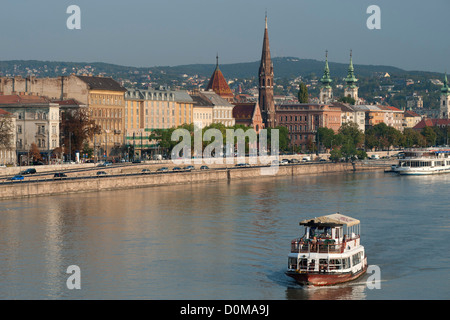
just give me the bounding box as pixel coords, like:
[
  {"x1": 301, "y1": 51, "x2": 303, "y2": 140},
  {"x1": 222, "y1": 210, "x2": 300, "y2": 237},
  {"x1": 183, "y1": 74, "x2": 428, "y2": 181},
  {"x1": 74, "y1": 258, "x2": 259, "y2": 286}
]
[
  {"x1": 141, "y1": 169, "x2": 151, "y2": 174},
  {"x1": 319, "y1": 158, "x2": 327, "y2": 162},
  {"x1": 172, "y1": 167, "x2": 182, "y2": 171},
  {"x1": 302, "y1": 156, "x2": 311, "y2": 162},
  {"x1": 97, "y1": 162, "x2": 112, "y2": 167},
  {"x1": 280, "y1": 159, "x2": 290, "y2": 165},
  {"x1": 370, "y1": 154, "x2": 380, "y2": 160},
  {"x1": 235, "y1": 163, "x2": 250, "y2": 167},
  {"x1": 290, "y1": 159, "x2": 300, "y2": 163},
  {"x1": 10, "y1": 175, "x2": 24, "y2": 181},
  {"x1": 96, "y1": 171, "x2": 107, "y2": 176},
  {"x1": 200, "y1": 165, "x2": 209, "y2": 170},
  {"x1": 132, "y1": 159, "x2": 142, "y2": 163},
  {"x1": 20, "y1": 168, "x2": 36, "y2": 175},
  {"x1": 183, "y1": 165, "x2": 195, "y2": 171},
  {"x1": 157, "y1": 167, "x2": 169, "y2": 172},
  {"x1": 54, "y1": 173, "x2": 67, "y2": 179}
]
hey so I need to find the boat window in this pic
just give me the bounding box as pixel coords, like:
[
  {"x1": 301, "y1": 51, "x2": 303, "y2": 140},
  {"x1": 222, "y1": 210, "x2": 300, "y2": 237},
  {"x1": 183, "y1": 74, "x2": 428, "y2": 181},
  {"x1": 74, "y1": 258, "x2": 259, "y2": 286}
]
[
  {"x1": 288, "y1": 257, "x2": 297, "y2": 269},
  {"x1": 329, "y1": 259, "x2": 342, "y2": 270},
  {"x1": 310, "y1": 226, "x2": 332, "y2": 239},
  {"x1": 352, "y1": 252, "x2": 362, "y2": 266},
  {"x1": 343, "y1": 258, "x2": 350, "y2": 269},
  {"x1": 299, "y1": 258, "x2": 308, "y2": 269}
]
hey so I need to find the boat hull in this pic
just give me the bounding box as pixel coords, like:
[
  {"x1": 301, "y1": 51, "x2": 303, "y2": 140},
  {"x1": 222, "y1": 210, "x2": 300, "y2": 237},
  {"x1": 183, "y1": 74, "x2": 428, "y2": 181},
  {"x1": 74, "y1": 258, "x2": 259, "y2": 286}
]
[
  {"x1": 286, "y1": 265, "x2": 368, "y2": 287},
  {"x1": 397, "y1": 168, "x2": 450, "y2": 175}
]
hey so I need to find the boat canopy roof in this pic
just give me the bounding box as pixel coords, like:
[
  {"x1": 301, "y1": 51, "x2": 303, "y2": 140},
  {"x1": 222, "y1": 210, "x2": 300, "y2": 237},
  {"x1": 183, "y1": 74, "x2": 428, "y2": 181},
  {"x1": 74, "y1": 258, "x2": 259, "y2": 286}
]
[{"x1": 300, "y1": 213, "x2": 360, "y2": 227}]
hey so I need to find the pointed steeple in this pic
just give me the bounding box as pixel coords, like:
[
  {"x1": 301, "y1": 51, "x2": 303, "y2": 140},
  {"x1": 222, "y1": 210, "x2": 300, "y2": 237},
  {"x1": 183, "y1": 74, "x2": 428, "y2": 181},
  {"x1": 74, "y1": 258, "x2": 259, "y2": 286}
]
[
  {"x1": 320, "y1": 50, "x2": 332, "y2": 88},
  {"x1": 258, "y1": 12, "x2": 275, "y2": 128},
  {"x1": 441, "y1": 72, "x2": 449, "y2": 95},
  {"x1": 260, "y1": 12, "x2": 272, "y2": 73},
  {"x1": 345, "y1": 50, "x2": 358, "y2": 88}
]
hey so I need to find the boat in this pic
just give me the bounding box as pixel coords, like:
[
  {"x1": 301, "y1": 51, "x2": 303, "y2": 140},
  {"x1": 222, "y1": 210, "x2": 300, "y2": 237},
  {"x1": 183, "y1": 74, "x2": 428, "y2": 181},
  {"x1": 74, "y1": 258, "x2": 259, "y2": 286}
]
[
  {"x1": 395, "y1": 148, "x2": 450, "y2": 175},
  {"x1": 286, "y1": 213, "x2": 367, "y2": 286}
]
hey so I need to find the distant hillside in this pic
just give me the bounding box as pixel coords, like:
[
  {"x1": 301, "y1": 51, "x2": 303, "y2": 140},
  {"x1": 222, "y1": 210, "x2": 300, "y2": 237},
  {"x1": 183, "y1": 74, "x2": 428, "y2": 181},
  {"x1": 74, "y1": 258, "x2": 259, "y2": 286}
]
[{"x1": 0, "y1": 57, "x2": 444, "y2": 81}]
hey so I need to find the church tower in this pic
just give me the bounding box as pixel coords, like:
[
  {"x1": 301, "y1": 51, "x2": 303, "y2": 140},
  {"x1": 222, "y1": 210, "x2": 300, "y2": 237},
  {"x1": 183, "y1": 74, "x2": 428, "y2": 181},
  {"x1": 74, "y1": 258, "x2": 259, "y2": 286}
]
[
  {"x1": 440, "y1": 72, "x2": 450, "y2": 119},
  {"x1": 258, "y1": 14, "x2": 276, "y2": 128},
  {"x1": 206, "y1": 54, "x2": 234, "y2": 102},
  {"x1": 319, "y1": 50, "x2": 333, "y2": 104},
  {"x1": 344, "y1": 50, "x2": 359, "y2": 105}
]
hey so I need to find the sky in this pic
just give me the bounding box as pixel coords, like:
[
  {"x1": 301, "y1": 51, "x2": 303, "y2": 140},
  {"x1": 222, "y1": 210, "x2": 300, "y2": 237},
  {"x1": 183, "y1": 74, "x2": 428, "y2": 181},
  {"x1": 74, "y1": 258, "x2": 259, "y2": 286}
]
[{"x1": 0, "y1": 0, "x2": 448, "y2": 73}]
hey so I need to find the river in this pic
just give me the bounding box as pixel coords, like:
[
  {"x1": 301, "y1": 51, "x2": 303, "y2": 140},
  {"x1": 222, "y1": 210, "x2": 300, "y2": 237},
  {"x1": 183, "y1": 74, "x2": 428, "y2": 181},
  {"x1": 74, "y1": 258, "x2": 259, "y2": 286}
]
[{"x1": 0, "y1": 171, "x2": 449, "y2": 299}]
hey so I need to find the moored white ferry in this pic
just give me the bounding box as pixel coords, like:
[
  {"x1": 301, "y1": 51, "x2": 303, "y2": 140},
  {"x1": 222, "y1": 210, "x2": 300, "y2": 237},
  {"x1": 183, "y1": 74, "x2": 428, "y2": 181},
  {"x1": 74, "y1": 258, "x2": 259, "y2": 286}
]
[
  {"x1": 394, "y1": 148, "x2": 450, "y2": 175},
  {"x1": 286, "y1": 213, "x2": 367, "y2": 287}
]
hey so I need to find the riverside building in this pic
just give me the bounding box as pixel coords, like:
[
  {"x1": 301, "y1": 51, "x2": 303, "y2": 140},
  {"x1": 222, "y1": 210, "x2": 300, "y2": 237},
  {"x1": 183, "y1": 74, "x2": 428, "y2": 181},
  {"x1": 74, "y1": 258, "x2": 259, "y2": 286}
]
[{"x1": 124, "y1": 88, "x2": 194, "y2": 157}]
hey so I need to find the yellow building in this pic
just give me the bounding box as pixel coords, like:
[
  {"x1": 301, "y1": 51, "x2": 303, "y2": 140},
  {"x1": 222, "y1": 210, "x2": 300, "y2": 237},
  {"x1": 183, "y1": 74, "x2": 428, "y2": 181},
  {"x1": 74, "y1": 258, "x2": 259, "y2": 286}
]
[
  {"x1": 124, "y1": 88, "x2": 194, "y2": 157},
  {"x1": 75, "y1": 77, "x2": 126, "y2": 158}
]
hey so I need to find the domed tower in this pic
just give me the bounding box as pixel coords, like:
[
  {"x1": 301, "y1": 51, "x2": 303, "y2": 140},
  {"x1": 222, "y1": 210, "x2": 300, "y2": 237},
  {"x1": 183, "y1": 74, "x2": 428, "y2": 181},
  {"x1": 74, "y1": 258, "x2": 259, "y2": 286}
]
[
  {"x1": 344, "y1": 50, "x2": 359, "y2": 105},
  {"x1": 440, "y1": 72, "x2": 450, "y2": 119},
  {"x1": 258, "y1": 14, "x2": 276, "y2": 128},
  {"x1": 319, "y1": 50, "x2": 333, "y2": 104}
]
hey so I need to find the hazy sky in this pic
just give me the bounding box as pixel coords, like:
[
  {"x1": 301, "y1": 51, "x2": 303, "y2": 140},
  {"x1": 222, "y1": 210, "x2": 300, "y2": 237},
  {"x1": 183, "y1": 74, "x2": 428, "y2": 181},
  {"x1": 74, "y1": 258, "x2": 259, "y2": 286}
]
[{"x1": 0, "y1": 0, "x2": 448, "y2": 73}]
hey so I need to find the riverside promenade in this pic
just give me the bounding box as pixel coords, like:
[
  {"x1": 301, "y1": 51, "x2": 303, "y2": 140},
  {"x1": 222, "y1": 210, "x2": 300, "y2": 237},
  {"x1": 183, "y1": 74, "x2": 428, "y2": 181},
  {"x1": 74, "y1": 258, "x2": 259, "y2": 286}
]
[{"x1": 0, "y1": 155, "x2": 392, "y2": 200}]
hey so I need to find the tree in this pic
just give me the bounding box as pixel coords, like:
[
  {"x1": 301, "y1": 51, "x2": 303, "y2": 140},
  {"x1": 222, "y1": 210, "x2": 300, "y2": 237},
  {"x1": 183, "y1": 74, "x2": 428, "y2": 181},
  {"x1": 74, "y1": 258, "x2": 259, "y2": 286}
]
[
  {"x1": 329, "y1": 148, "x2": 342, "y2": 162},
  {"x1": 338, "y1": 122, "x2": 364, "y2": 149},
  {"x1": 339, "y1": 96, "x2": 356, "y2": 105},
  {"x1": 317, "y1": 127, "x2": 335, "y2": 150},
  {"x1": 266, "y1": 126, "x2": 290, "y2": 152},
  {"x1": 0, "y1": 114, "x2": 14, "y2": 150},
  {"x1": 298, "y1": 82, "x2": 309, "y2": 103},
  {"x1": 29, "y1": 143, "x2": 42, "y2": 162},
  {"x1": 402, "y1": 128, "x2": 426, "y2": 148},
  {"x1": 62, "y1": 110, "x2": 100, "y2": 159},
  {"x1": 365, "y1": 123, "x2": 402, "y2": 151},
  {"x1": 421, "y1": 126, "x2": 437, "y2": 146}
]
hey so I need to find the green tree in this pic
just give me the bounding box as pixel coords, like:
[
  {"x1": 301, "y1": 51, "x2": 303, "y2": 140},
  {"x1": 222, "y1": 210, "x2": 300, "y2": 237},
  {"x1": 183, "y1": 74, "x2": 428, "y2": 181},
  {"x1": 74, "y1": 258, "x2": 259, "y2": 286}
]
[
  {"x1": 338, "y1": 122, "x2": 364, "y2": 148},
  {"x1": 317, "y1": 127, "x2": 335, "y2": 150},
  {"x1": 329, "y1": 148, "x2": 342, "y2": 162},
  {"x1": 338, "y1": 96, "x2": 356, "y2": 105},
  {"x1": 267, "y1": 126, "x2": 290, "y2": 152},
  {"x1": 421, "y1": 126, "x2": 437, "y2": 146},
  {"x1": 402, "y1": 128, "x2": 426, "y2": 148},
  {"x1": 298, "y1": 82, "x2": 309, "y2": 103}
]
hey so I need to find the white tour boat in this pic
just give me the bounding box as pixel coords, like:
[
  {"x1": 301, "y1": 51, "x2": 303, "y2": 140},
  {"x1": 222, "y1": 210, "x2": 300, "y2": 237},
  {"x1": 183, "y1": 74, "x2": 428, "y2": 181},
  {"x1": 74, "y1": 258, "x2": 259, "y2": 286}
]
[
  {"x1": 286, "y1": 213, "x2": 367, "y2": 286},
  {"x1": 394, "y1": 148, "x2": 450, "y2": 175}
]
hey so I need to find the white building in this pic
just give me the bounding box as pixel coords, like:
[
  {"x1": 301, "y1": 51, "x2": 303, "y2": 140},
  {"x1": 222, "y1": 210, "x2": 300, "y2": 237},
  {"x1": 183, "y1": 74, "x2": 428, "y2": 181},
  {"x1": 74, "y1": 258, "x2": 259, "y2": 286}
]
[
  {"x1": 0, "y1": 95, "x2": 60, "y2": 162},
  {"x1": 196, "y1": 90, "x2": 235, "y2": 127}
]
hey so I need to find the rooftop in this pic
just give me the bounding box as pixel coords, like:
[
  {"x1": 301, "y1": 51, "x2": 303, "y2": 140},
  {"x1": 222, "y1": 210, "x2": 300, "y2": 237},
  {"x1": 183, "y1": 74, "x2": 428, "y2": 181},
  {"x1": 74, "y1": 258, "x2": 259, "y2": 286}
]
[{"x1": 76, "y1": 75, "x2": 127, "y2": 92}]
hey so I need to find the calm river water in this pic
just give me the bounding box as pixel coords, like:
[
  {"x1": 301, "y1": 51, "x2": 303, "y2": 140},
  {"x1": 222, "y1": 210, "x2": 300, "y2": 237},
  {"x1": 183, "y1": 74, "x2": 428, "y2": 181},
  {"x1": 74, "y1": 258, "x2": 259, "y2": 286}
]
[{"x1": 0, "y1": 171, "x2": 449, "y2": 300}]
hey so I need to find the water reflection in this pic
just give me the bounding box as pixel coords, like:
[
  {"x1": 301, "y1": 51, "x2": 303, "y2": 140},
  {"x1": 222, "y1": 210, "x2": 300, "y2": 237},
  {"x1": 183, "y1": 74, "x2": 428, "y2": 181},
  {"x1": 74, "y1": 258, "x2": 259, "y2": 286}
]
[
  {"x1": 0, "y1": 171, "x2": 449, "y2": 299},
  {"x1": 286, "y1": 282, "x2": 367, "y2": 300}
]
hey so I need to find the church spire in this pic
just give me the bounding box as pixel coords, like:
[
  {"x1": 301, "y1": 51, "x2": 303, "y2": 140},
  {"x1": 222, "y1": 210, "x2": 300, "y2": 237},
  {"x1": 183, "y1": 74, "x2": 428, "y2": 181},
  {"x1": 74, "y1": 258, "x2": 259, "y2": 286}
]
[
  {"x1": 442, "y1": 72, "x2": 449, "y2": 95},
  {"x1": 320, "y1": 50, "x2": 332, "y2": 88},
  {"x1": 345, "y1": 49, "x2": 358, "y2": 87},
  {"x1": 258, "y1": 13, "x2": 275, "y2": 128}
]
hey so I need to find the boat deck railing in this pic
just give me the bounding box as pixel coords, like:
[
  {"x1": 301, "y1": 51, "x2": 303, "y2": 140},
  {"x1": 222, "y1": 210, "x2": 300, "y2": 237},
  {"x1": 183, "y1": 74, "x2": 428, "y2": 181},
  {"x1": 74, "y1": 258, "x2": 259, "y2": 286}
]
[{"x1": 291, "y1": 236, "x2": 359, "y2": 254}]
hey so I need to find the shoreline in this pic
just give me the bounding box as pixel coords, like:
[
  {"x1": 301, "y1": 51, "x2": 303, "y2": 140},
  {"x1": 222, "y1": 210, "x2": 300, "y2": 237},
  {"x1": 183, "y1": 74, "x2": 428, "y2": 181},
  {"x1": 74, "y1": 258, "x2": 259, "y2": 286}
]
[{"x1": 0, "y1": 162, "x2": 386, "y2": 201}]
